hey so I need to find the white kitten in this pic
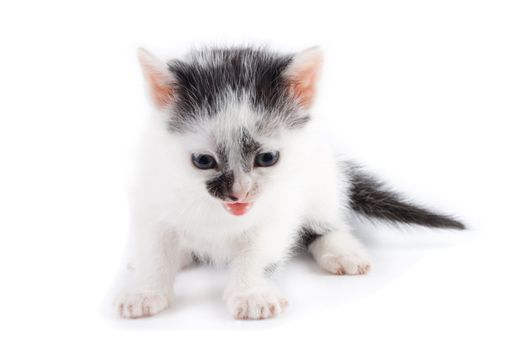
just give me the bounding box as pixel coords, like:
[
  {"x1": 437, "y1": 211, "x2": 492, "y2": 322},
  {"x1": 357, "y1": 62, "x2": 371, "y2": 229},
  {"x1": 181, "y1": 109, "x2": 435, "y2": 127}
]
[{"x1": 114, "y1": 46, "x2": 464, "y2": 320}]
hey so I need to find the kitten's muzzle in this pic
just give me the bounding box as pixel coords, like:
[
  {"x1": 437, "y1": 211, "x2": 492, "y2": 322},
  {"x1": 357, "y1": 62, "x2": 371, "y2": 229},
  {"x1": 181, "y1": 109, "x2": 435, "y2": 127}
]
[{"x1": 221, "y1": 177, "x2": 254, "y2": 215}]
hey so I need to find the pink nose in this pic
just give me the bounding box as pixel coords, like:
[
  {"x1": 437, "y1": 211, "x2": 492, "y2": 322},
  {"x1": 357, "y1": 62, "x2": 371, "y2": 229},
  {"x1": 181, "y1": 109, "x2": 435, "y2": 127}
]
[
  {"x1": 228, "y1": 194, "x2": 239, "y2": 201},
  {"x1": 230, "y1": 178, "x2": 251, "y2": 202},
  {"x1": 227, "y1": 191, "x2": 248, "y2": 202}
]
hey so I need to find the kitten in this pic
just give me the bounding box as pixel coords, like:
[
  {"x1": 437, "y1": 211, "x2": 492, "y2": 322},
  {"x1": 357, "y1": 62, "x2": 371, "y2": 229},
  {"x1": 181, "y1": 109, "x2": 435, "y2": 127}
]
[{"x1": 114, "y1": 46, "x2": 465, "y2": 320}]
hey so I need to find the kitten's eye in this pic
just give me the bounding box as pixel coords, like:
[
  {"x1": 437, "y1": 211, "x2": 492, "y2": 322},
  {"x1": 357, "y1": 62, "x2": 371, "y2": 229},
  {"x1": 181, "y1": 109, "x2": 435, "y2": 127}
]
[
  {"x1": 191, "y1": 154, "x2": 217, "y2": 170},
  {"x1": 254, "y1": 151, "x2": 280, "y2": 167}
]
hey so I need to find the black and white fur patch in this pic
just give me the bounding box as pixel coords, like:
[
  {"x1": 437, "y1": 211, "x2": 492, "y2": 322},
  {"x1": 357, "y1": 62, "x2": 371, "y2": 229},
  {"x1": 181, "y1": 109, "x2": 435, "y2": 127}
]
[{"x1": 165, "y1": 47, "x2": 309, "y2": 133}]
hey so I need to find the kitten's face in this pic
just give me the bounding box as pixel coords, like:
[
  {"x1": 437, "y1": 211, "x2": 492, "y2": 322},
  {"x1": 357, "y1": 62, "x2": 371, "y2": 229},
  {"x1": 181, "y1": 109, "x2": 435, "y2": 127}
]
[
  {"x1": 138, "y1": 47, "x2": 322, "y2": 216},
  {"x1": 178, "y1": 101, "x2": 296, "y2": 216}
]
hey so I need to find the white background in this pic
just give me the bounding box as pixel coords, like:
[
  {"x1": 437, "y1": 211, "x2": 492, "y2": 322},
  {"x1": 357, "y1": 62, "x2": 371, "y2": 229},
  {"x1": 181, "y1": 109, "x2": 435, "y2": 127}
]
[{"x1": 1, "y1": 0, "x2": 524, "y2": 349}]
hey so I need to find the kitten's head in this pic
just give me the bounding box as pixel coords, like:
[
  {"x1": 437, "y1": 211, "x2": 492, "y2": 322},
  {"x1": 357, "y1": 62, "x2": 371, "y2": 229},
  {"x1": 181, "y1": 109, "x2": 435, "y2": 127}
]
[{"x1": 138, "y1": 46, "x2": 322, "y2": 216}]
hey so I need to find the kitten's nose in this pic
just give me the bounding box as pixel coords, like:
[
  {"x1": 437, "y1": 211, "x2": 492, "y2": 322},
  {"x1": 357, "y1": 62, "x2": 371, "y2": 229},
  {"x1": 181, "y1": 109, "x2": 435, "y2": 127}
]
[
  {"x1": 227, "y1": 190, "x2": 248, "y2": 202},
  {"x1": 228, "y1": 194, "x2": 239, "y2": 201},
  {"x1": 229, "y1": 177, "x2": 251, "y2": 202}
]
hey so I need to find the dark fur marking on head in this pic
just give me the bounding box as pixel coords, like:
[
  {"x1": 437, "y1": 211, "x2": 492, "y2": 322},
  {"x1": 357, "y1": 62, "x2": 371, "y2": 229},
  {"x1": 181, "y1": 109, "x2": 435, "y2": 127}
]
[
  {"x1": 239, "y1": 128, "x2": 260, "y2": 171},
  {"x1": 215, "y1": 143, "x2": 229, "y2": 170},
  {"x1": 206, "y1": 170, "x2": 234, "y2": 200},
  {"x1": 168, "y1": 48, "x2": 292, "y2": 115},
  {"x1": 165, "y1": 47, "x2": 311, "y2": 132}
]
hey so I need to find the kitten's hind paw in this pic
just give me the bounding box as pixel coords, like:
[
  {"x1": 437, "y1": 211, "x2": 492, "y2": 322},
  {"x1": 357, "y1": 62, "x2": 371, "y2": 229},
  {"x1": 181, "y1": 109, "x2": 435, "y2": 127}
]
[
  {"x1": 115, "y1": 291, "x2": 169, "y2": 319},
  {"x1": 309, "y1": 232, "x2": 372, "y2": 275},
  {"x1": 318, "y1": 253, "x2": 371, "y2": 275}
]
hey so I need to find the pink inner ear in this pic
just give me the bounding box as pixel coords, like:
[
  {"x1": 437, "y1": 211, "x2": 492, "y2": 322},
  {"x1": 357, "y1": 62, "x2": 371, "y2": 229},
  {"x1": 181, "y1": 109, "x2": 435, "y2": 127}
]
[
  {"x1": 289, "y1": 71, "x2": 317, "y2": 108},
  {"x1": 287, "y1": 54, "x2": 322, "y2": 108},
  {"x1": 138, "y1": 49, "x2": 175, "y2": 109},
  {"x1": 146, "y1": 70, "x2": 174, "y2": 108}
]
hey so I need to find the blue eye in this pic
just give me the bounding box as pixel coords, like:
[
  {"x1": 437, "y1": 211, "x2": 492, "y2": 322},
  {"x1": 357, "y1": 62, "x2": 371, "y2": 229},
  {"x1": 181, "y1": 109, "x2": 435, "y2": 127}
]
[
  {"x1": 192, "y1": 154, "x2": 217, "y2": 170},
  {"x1": 254, "y1": 151, "x2": 279, "y2": 167}
]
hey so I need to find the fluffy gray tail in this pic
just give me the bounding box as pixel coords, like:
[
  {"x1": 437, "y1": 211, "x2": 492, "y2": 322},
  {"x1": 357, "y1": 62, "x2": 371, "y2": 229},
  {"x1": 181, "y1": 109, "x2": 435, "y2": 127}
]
[{"x1": 349, "y1": 166, "x2": 465, "y2": 230}]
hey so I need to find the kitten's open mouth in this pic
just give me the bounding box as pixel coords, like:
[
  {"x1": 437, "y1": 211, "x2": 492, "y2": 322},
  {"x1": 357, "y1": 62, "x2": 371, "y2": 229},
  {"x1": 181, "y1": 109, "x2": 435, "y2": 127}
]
[{"x1": 223, "y1": 202, "x2": 252, "y2": 216}]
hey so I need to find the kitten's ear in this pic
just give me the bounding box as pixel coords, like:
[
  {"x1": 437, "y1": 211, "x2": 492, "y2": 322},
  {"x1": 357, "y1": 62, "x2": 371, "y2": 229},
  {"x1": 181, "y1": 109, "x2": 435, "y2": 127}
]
[
  {"x1": 137, "y1": 48, "x2": 175, "y2": 109},
  {"x1": 284, "y1": 47, "x2": 323, "y2": 108}
]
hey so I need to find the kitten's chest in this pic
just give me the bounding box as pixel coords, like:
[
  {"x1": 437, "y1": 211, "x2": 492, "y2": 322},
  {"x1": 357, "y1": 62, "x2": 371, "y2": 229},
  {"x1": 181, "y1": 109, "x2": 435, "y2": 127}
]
[
  {"x1": 175, "y1": 225, "x2": 246, "y2": 264},
  {"x1": 168, "y1": 207, "x2": 256, "y2": 264}
]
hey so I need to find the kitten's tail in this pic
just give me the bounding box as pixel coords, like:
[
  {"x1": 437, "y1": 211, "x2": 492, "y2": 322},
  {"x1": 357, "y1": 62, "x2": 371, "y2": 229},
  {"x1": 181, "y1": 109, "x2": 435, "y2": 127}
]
[{"x1": 348, "y1": 165, "x2": 465, "y2": 230}]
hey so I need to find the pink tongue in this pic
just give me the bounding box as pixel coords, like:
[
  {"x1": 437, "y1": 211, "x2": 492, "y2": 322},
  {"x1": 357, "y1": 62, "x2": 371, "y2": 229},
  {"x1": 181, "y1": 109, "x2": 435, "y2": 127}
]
[{"x1": 225, "y1": 202, "x2": 251, "y2": 216}]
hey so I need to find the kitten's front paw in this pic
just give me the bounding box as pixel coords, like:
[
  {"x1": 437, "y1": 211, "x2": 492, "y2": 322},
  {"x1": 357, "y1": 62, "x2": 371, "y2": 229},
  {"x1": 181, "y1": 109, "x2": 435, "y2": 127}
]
[
  {"x1": 318, "y1": 253, "x2": 371, "y2": 275},
  {"x1": 225, "y1": 287, "x2": 288, "y2": 320},
  {"x1": 115, "y1": 291, "x2": 169, "y2": 319}
]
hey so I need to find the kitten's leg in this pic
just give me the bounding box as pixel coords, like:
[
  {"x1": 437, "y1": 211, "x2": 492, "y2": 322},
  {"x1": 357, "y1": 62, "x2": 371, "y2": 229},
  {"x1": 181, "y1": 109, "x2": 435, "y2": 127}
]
[
  {"x1": 224, "y1": 257, "x2": 289, "y2": 320},
  {"x1": 224, "y1": 225, "x2": 294, "y2": 320},
  {"x1": 308, "y1": 227, "x2": 371, "y2": 275},
  {"x1": 114, "y1": 224, "x2": 184, "y2": 319}
]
